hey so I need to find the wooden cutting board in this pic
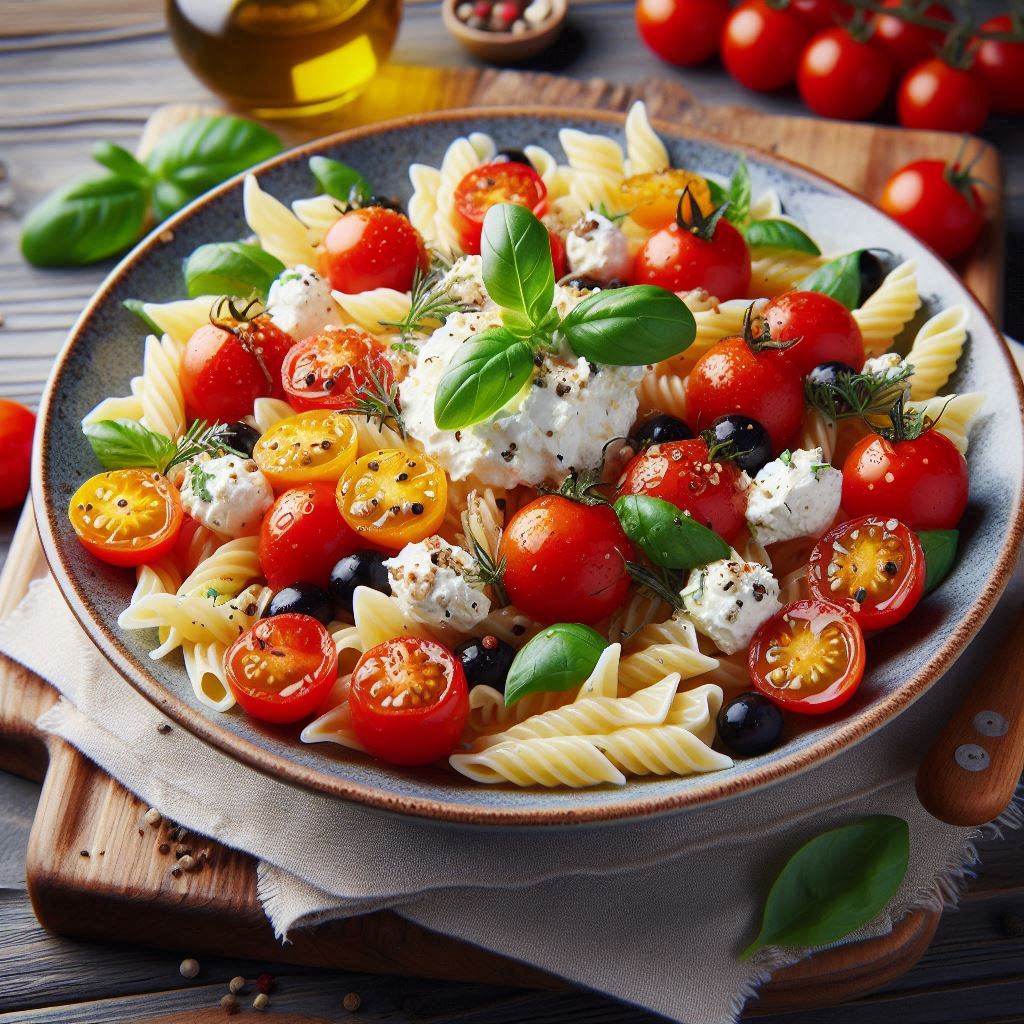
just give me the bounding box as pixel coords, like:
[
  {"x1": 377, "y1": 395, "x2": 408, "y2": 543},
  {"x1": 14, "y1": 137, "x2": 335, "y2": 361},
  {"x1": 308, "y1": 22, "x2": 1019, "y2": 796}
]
[{"x1": 0, "y1": 66, "x2": 1005, "y2": 1019}]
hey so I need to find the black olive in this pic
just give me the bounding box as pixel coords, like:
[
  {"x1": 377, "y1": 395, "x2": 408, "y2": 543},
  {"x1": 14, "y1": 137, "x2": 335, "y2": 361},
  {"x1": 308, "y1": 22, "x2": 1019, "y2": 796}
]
[
  {"x1": 629, "y1": 414, "x2": 692, "y2": 449},
  {"x1": 704, "y1": 415, "x2": 772, "y2": 474},
  {"x1": 858, "y1": 250, "x2": 887, "y2": 305},
  {"x1": 217, "y1": 421, "x2": 261, "y2": 459},
  {"x1": 329, "y1": 550, "x2": 391, "y2": 615},
  {"x1": 456, "y1": 635, "x2": 517, "y2": 692},
  {"x1": 493, "y1": 148, "x2": 533, "y2": 169},
  {"x1": 362, "y1": 194, "x2": 405, "y2": 215},
  {"x1": 263, "y1": 584, "x2": 334, "y2": 627},
  {"x1": 717, "y1": 692, "x2": 785, "y2": 757},
  {"x1": 566, "y1": 276, "x2": 626, "y2": 291},
  {"x1": 806, "y1": 361, "x2": 857, "y2": 415}
]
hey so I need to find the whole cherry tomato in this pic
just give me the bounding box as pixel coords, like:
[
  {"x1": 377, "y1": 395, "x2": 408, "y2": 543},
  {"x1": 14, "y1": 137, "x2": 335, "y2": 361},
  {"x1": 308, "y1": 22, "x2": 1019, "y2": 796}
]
[
  {"x1": 281, "y1": 327, "x2": 394, "y2": 412},
  {"x1": 896, "y1": 57, "x2": 990, "y2": 133},
  {"x1": 636, "y1": 0, "x2": 730, "y2": 67},
  {"x1": 452, "y1": 162, "x2": 548, "y2": 255},
  {"x1": 872, "y1": 0, "x2": 953, "y2": 73},
  {"x1": 879, "y1": 158, "x2": 985, "y2": 262},
  {"x1": 797, "y1": 26, "x2": 894, "y2": 120},
  {"x1": 790, "y1": 0, "x2": 852, "y2": 31},
  {"x1": 760, "y1": 291, "x2": 865, "y2": 376},
  {"x1": 320, "y1": 206, "x2": 427, "y2": 294},
  {"x1": 0, "y1": 399, "x2": 35, "y2": 509},
  {"x1": 974, "y1": 14, "x2": 1024, "y2": 116},
  {"x1": 499, "y1": 493, "x2": 635, "y2": 625},
  {"x1": 721, "y1": 1, "x2": 812, "y2": 92}
]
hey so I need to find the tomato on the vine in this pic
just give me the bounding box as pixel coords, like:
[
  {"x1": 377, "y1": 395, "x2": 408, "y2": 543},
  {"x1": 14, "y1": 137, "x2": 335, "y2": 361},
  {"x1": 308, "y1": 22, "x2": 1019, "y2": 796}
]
[
  {"x1": 797, "y1": 26, "x2": 894, "y2": 120},
  {"x1": 0, "y1": 399, "x2": 35, "y2": 510},
  {"x1": 974, "y1": 14, "x2": 1024, "y2": 116},
  {"x1": 499, "y1": 493, "x2": 635, "y2": 625},
  {"x1": 896, "y1": 57, "x2": 990, "y2": 133},
  {"x1": 618, "y1": 438, "x2": 748, "y2": 542},
  {"x1": 635, "y1": 0, "x2": 729, "y2": 67},
  {"x1": 872, "y1": 0, "x2": 953, "y2": 73},
  {"x1": 759, "y1": 291, "x2": 865, "y2": 376},
  {"x1": 721, "y1": 1, "x2": 812, "y2": 92},
  {"x1": 320, "y1": 206, "x2": 427, "y2": 294},
  {"x1": 452, "y1": 161, "x2": 548, "y2": 255},
  {"x1": 808, "y1": 515, "x2": 925, "y2": 631},
  {"x1": 879, "y1": 158, "x2": 985, "y2": 262},
  {"x1": 349, "y1": 636, "x2": 469, "y2": 765},
  {"x1": 790, "y1": 0, "x2": 851, "y2": 31},
  {"x1": 281, "y1": 327, "x2": 394, "y2": 412}
]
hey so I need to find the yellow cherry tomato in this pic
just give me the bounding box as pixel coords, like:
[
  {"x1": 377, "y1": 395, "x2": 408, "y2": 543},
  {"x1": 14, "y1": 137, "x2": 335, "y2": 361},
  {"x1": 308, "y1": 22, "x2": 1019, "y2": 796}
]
[
  {"x1": 336, "y1": 448, "x2": 447, "y2": 550},
  {"x1": 620, "y1": 169, "x2": 714, "y2": 230},
  {"x1": 253, "y1": 410, "x2": 358, "y2": 490}
]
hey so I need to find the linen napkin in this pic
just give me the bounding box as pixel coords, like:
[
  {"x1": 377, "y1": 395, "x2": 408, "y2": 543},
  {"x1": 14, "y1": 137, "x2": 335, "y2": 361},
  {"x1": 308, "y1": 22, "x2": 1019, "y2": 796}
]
[{"x1": 1, "y1": 561, "x2": 1021, "y2": 1024}]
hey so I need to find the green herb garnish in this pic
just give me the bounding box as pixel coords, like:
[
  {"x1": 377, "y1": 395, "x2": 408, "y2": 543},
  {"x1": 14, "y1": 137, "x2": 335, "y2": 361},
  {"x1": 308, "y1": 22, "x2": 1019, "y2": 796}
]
[{"x1": 504, "y1": 623, "x2": 608, "y2": 705}]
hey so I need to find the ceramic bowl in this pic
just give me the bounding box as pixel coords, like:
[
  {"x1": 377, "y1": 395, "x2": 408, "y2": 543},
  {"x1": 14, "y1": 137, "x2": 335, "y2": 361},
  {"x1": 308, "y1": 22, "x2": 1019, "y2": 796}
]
[
  {"x1": 33, "y1": 108, "x2": 1024, "y2": 826},
  {"x1": 442, "y1": 0, "x2": 568, "y2": 64}
]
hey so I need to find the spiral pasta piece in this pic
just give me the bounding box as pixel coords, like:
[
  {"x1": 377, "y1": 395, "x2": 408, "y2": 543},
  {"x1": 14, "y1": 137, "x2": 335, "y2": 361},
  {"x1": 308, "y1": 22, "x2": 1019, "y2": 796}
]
[
  {"x1": 637, "y1": 369, "x2": 687, "y2": 420},
  {"x1": 450, "y1": 736, "x2": 627, "y2": 787},
  {"x1": 853, "y1": 260, "x2": 921, "y2": 355},
  {"x1": 243, "y1": 174, "x2": 318, "y2": 269},
  {"x1": 182, "y1": 640, "x2": 233, "y2": 712},
  {"x1": 624, "y1": 101, "x2": 670, "y2": 176},
  {"x1": 468, "y1": 684, "x2": 574, "y2": 735},
  {"x1": 137, "y1": 334, "x2": 187, "y2": 439},
  {"x1": 332, "y1": 288, "x2": 412, "y2": 335},
  {"x1": 142, "y1": 296, "x2": 217, "y2": 346},
  {"x1": 663, "y1": 683, "x2": 725, "y2": 742},
  {"x1": 247, "y1": 397, "x2": 297, "y2": 434},
  {"x1": 352, "y1": 586, "x2": 435, "y2": 650},
  {"x1": 592, "y1": 723, "x2": 733, "y2": 777},
  {"x1": 798, "y1": 409, "x2": 838, "y2": 465},
  {"x1": 750, "y1": 249, "x2": 826, "y2": 296},
  {"x1": 291, "y1": 193, "x2": 342, "y2": 245},
  {"x1": 906, "y1": 306, "x2": 969, "y2": 400},
  {"x1": 408, "y1": 163, "x2": 443, "y2": 249},
  {"x1": 908, "y1": 391, "x2": 985, "y2": 454},
  {"x1": 618, "y1": 642, "x2": 719, "y2": 694}
]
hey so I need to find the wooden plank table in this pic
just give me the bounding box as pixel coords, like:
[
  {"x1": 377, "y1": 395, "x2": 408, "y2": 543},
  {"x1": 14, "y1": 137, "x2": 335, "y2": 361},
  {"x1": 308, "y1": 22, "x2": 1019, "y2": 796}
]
[{"x1": 1, "y1": 1, "x2": 1023, "y2": 1021}]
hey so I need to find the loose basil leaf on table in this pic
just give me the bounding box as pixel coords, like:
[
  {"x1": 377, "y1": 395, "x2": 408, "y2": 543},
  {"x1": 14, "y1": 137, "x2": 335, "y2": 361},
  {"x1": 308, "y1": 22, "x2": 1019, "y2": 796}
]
[
  {"x1": 558, "y1": 286, "x2": 695, "y2": 365},
  {"x1": 122, "y1": 298, "x2": 164, "y2": 335},
  {"x1": 504, "y1": 623, "x2": 609, "y2": 706},
  {"x1": 433, "y1": 327, "x2": 535, "y2": 430},
  {"x1": 743, "y1": 220, "x2": 821, "y2": 256},
  {"x1": 614, "y1": 495, "x2": 730, "y2": 571},
  {"x1": 309, "y1": 155, "x2": 371, "y2": 203},
  {"x1": 798, "y1": 250, "x2": 864, "y2": 310},
  {"x1": 741, "y1": 815, "x2": 910, "y2": 960},
  {"x1": 481, "y1": 203, "x2": 555, "y2": 327},
  {"x1": 83, "y1": 419, "x2": 175, "y2": 472},
  {"x1": 918, "y1": 529, "x2": 959, "y2": 595},
  {"x1": 183, "y1": 241, "x2": 285, "y2": 299},
  {"x1": 20, "y1": 175, "x2": 149, "y2": 268}
]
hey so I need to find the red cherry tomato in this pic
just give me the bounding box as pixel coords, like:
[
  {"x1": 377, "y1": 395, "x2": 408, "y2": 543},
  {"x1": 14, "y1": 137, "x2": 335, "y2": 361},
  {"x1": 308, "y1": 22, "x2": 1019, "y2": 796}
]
[
  {"x1": 808, "y1": 515, "x2": 925, "y2": 631},
  {"x1": 684, "y1": 336, "x2": 805, "y2": 453},
  {"x1": 873, "y1": 0, "x2": 953, "y2": 74},
  {"x1": 897, "y1": 57, "x2": 990, "y2": 133},
  {"x1": 320, "y1": 207, "x2": 427, "y2": 294},
  {"x1": 633, "y1": 217, "x2": 750, "y2": 300},
  {"x1": 790, "y1": 0, "x2": 852, "y2": 31},
  {"x1": 635, "y1": 0, "x2": 729, "y2": 66},
  {"x1": 226, "y1": 613, "x2": 338, "y2": 725},
  {"x1": 182, "y1": 323, "x2": 275, "y2": 423},
  {"x1": 879, "y1": 158, "x2": 985, "y2": 262},
  {"x1": 841, "y1": 428, "x2": 969, "y2": 531},
  {"x1": 761, "y1": 291, "x2": 865, "y2": 376},
  {"x1": 721, "y1": 1, "x2": 811, "y2": 92},
  {"x1": 974, "y1": 14, "x2": 1024, "y2": 116},
  {"x1": 618, "y1": 438, "x2": 748, "y2": 542},
  {"x1": 452, "y1": 162, "x2": 548, "y2": 255},
  {"x1": 797, "y1": 26, "x2": 894, "y2": 121},
  {"x1": 0, "y1": 399, "x2": 35, "y2": 509},
  {"x1": 349, "y1": 636, "x2": 469, "y2": 765},
  {"x1": 259, "y1": 483, "x2": 361, "y2": 590},
  {"x1": 749, "y1": 599, "x2": 866, "y2": 715},
  {"x1": 548, "y1": 228, "x2": 568, "y2": 279},
  {"x1": 498, "y1": 495, "x2": 635, "y2": 626},
  {"x1": 281, "y1": 327, "x2": 394, "y2": 412}
]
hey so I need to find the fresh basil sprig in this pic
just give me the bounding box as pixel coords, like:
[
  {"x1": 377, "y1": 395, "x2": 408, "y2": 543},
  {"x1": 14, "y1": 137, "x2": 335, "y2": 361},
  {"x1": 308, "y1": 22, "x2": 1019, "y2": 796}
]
[
  {"x1": 504, "y1": 623, "x2": 608, "y2": 706},
  {"x1": 742, "y1": 815, "x2": 910, "y2": 960},
  {"x1": 84, "y1": 419, "x2": 176, "y2": 471},
  {"x1": 726, "y1": 155, "x2": 752, "y2": 226},
  {"x1": 614, "y1": 495, "x2": 730, "y2": 571},
  {"x1": 310, "y1": 155, "x2": 371, "y2": 204},
  {"x1": 919, "y1": 529, "x2": 958, "y2": 595},
  {"x1": 482, "y1": 203, "x2": 555, "y2": 327},
  {"x1": 798, "y1": 251, "x2": 865, "y2": 310},
  {"x1": 743, "y1": 220, "x2": 821, "y2": 256},
  {"x1": 183, "y1": 241, "x2": 285, "y2": 300}
]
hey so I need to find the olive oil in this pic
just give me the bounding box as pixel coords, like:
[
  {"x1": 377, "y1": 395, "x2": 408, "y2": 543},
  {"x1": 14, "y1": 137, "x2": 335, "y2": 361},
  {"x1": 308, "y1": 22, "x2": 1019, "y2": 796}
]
[{"x1": 167, "y1": 0, "x2": 403, "y2": 118}]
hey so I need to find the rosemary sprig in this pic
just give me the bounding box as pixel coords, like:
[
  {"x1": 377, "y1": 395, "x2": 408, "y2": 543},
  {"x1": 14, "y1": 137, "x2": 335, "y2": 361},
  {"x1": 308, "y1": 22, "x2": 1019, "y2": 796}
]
[
  {"x1": 163, "y1": 420, "x2": 245, "y2": 475},
  {"x1": 805, "y1": 362, "x2": 915, "y2": 422},
  {"x1": 624, "y1": 560, "x2": 686, "y2": 611},
  {"x1": 336, "y1": 362, "x2": 407, "y2": 440},
  {"x1": 467, "y1": 531, "x2": 508, "y2": 607},
  {"x1": 380, "y1": 253, "x2": 476, "y2": 340}
]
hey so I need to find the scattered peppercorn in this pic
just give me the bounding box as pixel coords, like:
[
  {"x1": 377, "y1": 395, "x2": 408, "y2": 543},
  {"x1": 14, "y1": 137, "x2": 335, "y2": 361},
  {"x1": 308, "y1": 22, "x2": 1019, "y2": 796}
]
[
  {"x1": 158, "y1": 842, "x2": 171, "y2": 855},
  {"x1": 343, "y1": 992, "x2": 362, "y2": 1012},
  {"x1": 220, "y1": 993, "x2": 239, "y2": 1014},
  {"x1": 80, "y1": 849, "x2": 89, "y2": 858},
  {"x1": 179, "y1": 957, "x2": 200, "y2": 979},
  {"x1": 157, "y1": 722, "x2": 172, "y2": 734}
]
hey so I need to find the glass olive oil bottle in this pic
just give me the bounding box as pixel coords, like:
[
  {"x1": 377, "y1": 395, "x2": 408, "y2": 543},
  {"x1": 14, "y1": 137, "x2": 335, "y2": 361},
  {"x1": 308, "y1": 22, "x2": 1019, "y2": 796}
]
[{"x1": 167, "y1": 0, "x2": 403, "y2": 118}]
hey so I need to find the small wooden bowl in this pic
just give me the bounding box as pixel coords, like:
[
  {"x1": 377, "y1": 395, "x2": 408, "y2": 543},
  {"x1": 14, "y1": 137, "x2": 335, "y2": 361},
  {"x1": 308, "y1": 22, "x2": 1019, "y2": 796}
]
[{"x1": 442, "y1": 0, "x2": 568, "y2": 64}]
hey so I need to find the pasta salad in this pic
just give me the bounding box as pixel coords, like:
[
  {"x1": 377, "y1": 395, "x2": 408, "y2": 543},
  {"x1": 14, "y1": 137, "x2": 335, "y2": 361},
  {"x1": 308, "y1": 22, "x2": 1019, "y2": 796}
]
[{"x1": 67, "y1": 103, "x2": 981, "y2": 789}]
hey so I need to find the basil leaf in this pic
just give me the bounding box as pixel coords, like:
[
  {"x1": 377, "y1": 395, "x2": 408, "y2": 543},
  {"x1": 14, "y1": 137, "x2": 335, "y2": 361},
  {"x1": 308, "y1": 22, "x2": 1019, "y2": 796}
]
[
  {"x1": 183, "y1": 241, "x2": 285, "y2": 300},
  {"x1": 742, "y1": 815, "x2": 909, "y2": 960},
  {"x1": 505, "y1": 623, "x2": 608, "y2": 705},
  {"x1": 798, "y1": 251, "x2": 864, "y2": 310},
  {"x1": 706, "y1": 177, "x2": 727, "y2": 207},
  {"x1": 20, "y1": 175, "x2": 149, "y2": 268},
  {"x1": 123, "y1": 298, "x2": 163, "y2": 335},
  {"x1": 558, "y1": 285, "x2": 695, "y2": 366},
  {"x1": 481, "y1": 204, "x2": 555, "y2": 327},
  {"x1": 309, "y1": 155, "x2": 370, "y2": 202},
  {"x1": 614, "y1": 495, "x2": 730, "y2": 570},
  {"x1": 92, "y1": 142, "x2": 152, "y2": 186},
  {"x1": 433, "y1": 327, "x2": 534, "y2": 430},
  {"x1": 83, "y1": 419, "x2": 175, "y2": 471},
  {"x1": 145, "y1": 116, "x2": 282, "y2": 220},
  {"x1": 743, "y1": 220, "x2": 821, "y2": 256},
  {"x1": 726, "y1": 155, "x2": 751, "y2": 226},
  {"x1": 919, "y1": 529, "x2": 958, "y2": 595}
]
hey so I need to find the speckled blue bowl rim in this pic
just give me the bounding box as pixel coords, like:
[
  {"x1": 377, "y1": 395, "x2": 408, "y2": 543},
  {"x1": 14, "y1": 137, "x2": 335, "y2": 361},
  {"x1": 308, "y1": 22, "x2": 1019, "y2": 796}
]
[{"x1": 32, "y1": 107, "x2": 1024, "y2": 828}]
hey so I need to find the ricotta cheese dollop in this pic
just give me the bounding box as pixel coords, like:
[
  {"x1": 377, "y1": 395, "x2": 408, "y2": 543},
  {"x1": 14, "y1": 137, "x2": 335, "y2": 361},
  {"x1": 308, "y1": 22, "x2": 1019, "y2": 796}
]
[
  {"x1": 745, "y1": 447, "x2": 842, "y2": 545},
  {"x1": 267, "y1": 265, "x2": 342, "y2": 341},
  {"x1": 682, "y1": 559, "x2": 781, "y2": 655},
  {"x1": 179, "y1": 455, "x2": 274, "y2": 537},
  {"x1": 565, "y1": 211, "x2": 632, "y2": 284}
]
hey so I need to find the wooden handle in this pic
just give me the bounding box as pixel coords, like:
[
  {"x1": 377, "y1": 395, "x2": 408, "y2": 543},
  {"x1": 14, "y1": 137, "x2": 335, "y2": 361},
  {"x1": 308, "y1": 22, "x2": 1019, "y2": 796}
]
[{"x1": 916, "y1": 604, "x2": 1024, "y2": 826}]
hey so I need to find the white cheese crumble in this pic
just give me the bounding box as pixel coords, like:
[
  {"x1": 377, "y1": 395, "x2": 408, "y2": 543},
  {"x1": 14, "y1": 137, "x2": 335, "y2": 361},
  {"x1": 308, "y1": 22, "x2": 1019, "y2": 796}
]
[
  {"x1": 862, "y1": 352, "x2": 909, "y2": 381},
  {"x1": 267, "y1": 265, "x2": 343, "y2": 341},
  {"x1": 745, "y1": 447, "x2": 842, "y2": 545},
  {"x1": 384, "y1": 535, "x2": 491, "y2": 632},
  {"x1": 180, "y1": 455, "x2": 274, "y2": 537},
  {"x1": 438, "y1": 255, "x2": 489, "y2": 308},
  {"x1": 681, "y1": 559, "x2": 781, "y2": 656},
  {"x1": 565, "y1": 211, "x2": 632, "y2": 284}
]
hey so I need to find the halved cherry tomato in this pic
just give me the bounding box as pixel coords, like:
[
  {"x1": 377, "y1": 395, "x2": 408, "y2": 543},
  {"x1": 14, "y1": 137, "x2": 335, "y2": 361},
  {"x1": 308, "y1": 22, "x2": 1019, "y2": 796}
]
[
  {"x1": 797, "y1": 26, "x2": 894, "y2": 121},
  {"x1": 259, "y1": 483, "x2": 361, "y2": 590},
  {"x1": 225, "y1": 613, "x2": 338, "y2": 724},
  {"x1": 499, "y1": 494, "x2": 635, "y2": 626},
  {"x1": 253, "y1": 410, "x2": 359, "y2": 489},
  {"x1": 281, "y1": 327, "x2": 394, "y2": 412},
  {"x1": 69, "y1": 468, "x2": 183, "y2": 567},
  {"x1": 749, "y1": 599, "x2": 866, "y2": 715},
  {"x1": 320, "y1": 206, "x2": 427, "y2": 294},
  {"x1": 452, "y1": 162, "x2": 548, "y2": 255},
  {"x1": 896, "y1": 57, "x2": 990, "y2": 134},
  {"x1": 760, "y1": 291, "x2": 865, "y2": 376},
  {"x1": 621, "y1": 169, "x2": 714, "y2": 230},
  {"x1": 336, "y1": 449, "x2": 447, "y2": 551},
  {"x1": 349, "y1": 636, "x2": 469, "y2": 765},
  {"x1": 0, "y1": 399, "x2": 35, "y2": 510},
  {"x1": 618, "y1": 438, "x2": 748, "y2": 542},
  {"x1": 872, "y1": 0, "x2": 953, "y2": 74},
  {"x1": 808, "y1": 515, "x2": 925, "y2": 630},
  {"x1": 721, "y1": 1, "x2": 812, "y2": 92}
]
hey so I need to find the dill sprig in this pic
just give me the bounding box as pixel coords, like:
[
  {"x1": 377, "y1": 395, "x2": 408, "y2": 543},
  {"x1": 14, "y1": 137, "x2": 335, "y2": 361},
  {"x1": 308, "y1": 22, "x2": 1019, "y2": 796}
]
[
  {"x1": 805, "y1": 362, "x2": 915, "y2": 422},
  {"x1": 163, "y1": 420, "x2": 245, "y2": 475},
  {"x1": 380, "y1": 253, "x2": 476, "y2": 340},
  {"x1": 336, "y1": 362, "x2": 407, "y2": 440}
]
